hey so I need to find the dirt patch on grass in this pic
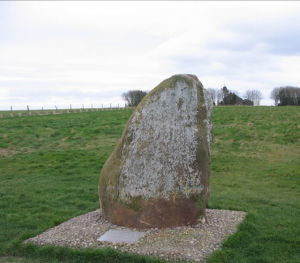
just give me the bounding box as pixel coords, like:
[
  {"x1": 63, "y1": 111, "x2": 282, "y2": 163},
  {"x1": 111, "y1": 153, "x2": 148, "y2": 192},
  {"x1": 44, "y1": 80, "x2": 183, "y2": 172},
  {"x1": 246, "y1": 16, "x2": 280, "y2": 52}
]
[{"x1": 0, "y1": 146, "x2": 15, "y2": 156}]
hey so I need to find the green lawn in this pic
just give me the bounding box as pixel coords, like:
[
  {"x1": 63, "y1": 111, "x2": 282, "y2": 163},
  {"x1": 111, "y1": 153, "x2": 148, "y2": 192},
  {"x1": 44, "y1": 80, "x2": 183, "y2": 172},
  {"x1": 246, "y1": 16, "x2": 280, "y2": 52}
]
[{"x1": 0, "y1": 106, "x2": 299, "y2": 263}]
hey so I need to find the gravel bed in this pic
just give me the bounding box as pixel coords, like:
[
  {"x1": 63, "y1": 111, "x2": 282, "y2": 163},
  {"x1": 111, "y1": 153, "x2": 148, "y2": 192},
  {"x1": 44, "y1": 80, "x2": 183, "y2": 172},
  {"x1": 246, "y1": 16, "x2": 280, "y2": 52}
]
[{"x1": 24, "y1": 209, "x2": 246, "y2": 262}]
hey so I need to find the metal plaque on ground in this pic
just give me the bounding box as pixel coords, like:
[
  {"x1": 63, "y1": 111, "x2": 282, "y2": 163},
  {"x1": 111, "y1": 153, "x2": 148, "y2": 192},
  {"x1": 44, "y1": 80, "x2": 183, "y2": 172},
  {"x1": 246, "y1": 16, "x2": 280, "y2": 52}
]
[{"x1": 97, "y1": 229, "x2": 145, "y2": 243}]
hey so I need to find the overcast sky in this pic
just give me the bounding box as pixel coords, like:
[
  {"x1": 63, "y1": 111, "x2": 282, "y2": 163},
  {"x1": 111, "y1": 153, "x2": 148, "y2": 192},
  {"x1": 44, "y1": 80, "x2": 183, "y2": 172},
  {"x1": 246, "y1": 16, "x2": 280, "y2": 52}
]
[{"x1": 1, "y1": 1, "x2": 300, "y2": 110}]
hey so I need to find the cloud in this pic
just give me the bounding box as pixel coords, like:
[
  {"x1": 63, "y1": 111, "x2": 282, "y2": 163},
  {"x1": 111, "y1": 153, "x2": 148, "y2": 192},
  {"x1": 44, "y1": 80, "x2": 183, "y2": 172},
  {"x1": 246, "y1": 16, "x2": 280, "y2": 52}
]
[
  {"x1": 217, "y1": 14, "x2": 300, "y2": 57},
  {"x1": 1, "y1": 1, "x2": 300, "y2": 109}
]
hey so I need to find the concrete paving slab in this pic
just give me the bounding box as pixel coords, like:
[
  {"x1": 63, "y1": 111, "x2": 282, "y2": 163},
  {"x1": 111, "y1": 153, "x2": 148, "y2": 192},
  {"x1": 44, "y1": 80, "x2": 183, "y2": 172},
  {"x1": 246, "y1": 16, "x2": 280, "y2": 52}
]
[{"x1": 97, "y1": 229, "x2": 145, "y2": 243}]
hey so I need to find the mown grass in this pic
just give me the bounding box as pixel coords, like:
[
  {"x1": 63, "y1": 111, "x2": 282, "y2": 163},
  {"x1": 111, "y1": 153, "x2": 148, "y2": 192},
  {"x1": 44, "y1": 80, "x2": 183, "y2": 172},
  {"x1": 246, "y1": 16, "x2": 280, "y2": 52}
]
[
  {"x1": 0, "y1": 106, "x2": 300, "y2": 263},
  {"x1": 207, "y1": 106, "x2": 300, "y2": 263}
]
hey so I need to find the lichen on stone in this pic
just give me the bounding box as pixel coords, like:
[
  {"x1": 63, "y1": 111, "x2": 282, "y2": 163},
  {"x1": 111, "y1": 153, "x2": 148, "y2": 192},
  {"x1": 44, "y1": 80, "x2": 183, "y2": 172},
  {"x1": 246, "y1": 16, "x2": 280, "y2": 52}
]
[{"x1": 99, "y1": 74, "x2": 213, "y2": 228}]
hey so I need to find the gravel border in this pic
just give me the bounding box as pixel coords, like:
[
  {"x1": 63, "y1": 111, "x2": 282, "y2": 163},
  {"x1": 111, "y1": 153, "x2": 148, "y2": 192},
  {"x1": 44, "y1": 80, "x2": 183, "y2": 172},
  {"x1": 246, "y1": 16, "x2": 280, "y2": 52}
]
[{"x1": 24, "y1": 209, "x2": 246, "y2": 262}]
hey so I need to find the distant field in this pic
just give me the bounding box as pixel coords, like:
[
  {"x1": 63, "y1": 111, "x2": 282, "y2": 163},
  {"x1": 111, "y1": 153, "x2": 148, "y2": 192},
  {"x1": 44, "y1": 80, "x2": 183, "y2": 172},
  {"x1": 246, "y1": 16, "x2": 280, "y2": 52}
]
[
  {"x1": 0, "y1": 106, "x2": 299, "y2": 263},
  {"x1": 0, "y1": 107, "x2": 128, "y2": 117}
]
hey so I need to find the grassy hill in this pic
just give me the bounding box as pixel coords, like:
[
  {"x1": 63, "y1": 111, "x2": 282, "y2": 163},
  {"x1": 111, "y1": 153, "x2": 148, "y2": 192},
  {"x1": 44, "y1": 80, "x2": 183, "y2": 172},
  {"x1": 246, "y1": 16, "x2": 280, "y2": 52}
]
[{"x1": 0, "y1": 106, "x2": 299, "y2": 263}]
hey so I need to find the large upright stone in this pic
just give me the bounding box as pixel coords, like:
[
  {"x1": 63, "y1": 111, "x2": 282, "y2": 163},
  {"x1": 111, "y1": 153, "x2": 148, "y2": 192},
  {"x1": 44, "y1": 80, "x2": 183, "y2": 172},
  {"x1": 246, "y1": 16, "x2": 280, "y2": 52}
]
[{"x1": 99, "y1": 74, "x2": 213, "y2": 229}]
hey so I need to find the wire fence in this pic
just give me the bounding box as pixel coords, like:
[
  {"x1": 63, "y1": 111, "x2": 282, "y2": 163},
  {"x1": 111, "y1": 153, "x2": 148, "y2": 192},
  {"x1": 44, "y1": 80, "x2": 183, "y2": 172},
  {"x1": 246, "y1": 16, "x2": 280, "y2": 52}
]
[{"x1": 0, "y1": 105, "x2": 134, "y2": 118}]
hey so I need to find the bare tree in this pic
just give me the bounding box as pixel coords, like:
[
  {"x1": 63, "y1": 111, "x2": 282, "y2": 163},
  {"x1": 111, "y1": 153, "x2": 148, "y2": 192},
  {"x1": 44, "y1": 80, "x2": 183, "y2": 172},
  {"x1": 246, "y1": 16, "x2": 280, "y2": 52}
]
[
  {"x1": 244, "y1": 90, "x2": 254, "y2": 101},
  {"x1": 270, "y1": 87, "x2": 280, "y2": 106},
  {"x1": 253, "y1": 90, "x2": 263, "y2": 106},
  {"x1": 208, "y1": 88, "x2": 225, "y2": 106},
  {"x1": 122, "y1": 90, "x2": 148, "y2": 107},
  {"x1": 207, "y1": 88, "x2": 217, "y2": 105},
  {"x1": 216, "y1": 89, "x2": 223, "y2": 105},
  {"x1": 272, "y1": 86, "x2": 300, "y2": 106},
  {"x1": 243, "y1": 90, "x2": 262, "y2": 106}
]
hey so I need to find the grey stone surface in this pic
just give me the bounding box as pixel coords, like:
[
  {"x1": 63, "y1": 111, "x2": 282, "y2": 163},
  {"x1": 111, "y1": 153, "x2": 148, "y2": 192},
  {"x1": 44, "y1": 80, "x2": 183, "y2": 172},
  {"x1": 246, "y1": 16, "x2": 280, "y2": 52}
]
[
  {"x1": 97, "y1": 229, "x2": 145, "y2": 243},
  {"x1": 99, "y1": 74, "x2": 213, "y2": 228}
]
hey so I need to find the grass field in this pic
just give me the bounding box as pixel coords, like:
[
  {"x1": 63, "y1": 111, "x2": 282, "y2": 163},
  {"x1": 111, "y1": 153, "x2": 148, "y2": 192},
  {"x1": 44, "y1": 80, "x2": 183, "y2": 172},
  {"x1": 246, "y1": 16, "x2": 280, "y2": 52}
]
[
  {"x1": 0, "y1": 106, "x2": 299, "y2": 263},
  {"x1": 0, "y1": 108, "x2": 127, "y2": 118}
]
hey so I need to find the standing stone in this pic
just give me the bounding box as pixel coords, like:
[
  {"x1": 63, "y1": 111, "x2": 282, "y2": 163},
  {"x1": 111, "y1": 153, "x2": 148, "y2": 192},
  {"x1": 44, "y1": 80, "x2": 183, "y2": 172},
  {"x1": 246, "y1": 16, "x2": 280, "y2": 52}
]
[{"x1": 99, "y1": 74, "x2": 213, "y2": 229}]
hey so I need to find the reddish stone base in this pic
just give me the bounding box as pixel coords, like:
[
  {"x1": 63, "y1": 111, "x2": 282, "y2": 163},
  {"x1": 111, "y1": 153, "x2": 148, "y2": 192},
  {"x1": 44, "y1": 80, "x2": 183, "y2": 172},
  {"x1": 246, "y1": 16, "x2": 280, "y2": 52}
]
[{"x1": 103, "y1": 196, "x2": 202, "y2": 229}]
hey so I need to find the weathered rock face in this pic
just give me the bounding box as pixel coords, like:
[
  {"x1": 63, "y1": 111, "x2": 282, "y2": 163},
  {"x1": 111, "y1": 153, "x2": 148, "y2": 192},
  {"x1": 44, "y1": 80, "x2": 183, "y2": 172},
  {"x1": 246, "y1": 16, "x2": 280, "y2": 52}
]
[{"x1": 99, "y1": 74, "x2": 213, "y2": 229}]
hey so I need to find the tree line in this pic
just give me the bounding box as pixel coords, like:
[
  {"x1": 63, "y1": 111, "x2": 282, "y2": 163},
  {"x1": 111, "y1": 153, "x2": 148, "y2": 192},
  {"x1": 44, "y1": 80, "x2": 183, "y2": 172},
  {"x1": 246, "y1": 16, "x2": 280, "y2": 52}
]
[
  {"x1": 122, "y1": 87, "x2": 262, "y2": 107},
  {"x1": 270, "y1": 86, "x2": 300, "y2": 106},
  {"x1": 207, "y1": 86, "x2": 262, "y2": 106},
  {"x1": 122, "y1": 85, "x2": 300, "y2": 107},
  {"x1": 122, "y1": 90, "x2": 148, "y2": 107}
]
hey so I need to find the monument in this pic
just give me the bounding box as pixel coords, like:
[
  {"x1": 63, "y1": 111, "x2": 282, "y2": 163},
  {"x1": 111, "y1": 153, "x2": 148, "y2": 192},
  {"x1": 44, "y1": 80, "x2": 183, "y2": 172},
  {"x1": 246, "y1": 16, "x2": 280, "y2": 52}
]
[{"x1": 99, "y1": 74, "x2": 213, "y2": 229}]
